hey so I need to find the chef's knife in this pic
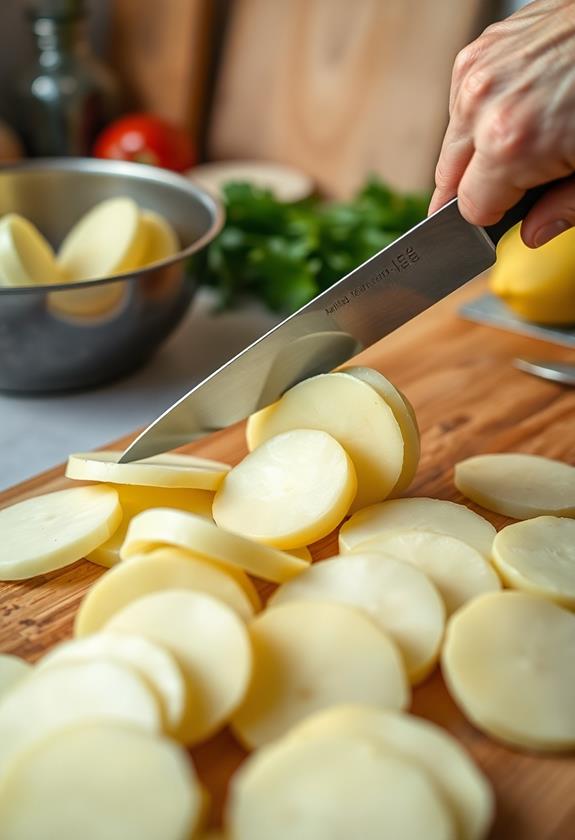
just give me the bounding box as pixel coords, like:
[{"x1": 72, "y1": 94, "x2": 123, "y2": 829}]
[{"x1": 120, "y1": 188, "x2": 546, "y2": 462}]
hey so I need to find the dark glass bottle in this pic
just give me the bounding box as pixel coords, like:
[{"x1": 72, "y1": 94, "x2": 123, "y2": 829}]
[{"x1": 15, "y1": 0, "x2": 121, "y2": 157}]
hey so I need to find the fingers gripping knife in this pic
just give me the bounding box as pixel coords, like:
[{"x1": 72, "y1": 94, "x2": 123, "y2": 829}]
[{"x1": 120, "y1": 187, "x2": 552, "y2": 463}]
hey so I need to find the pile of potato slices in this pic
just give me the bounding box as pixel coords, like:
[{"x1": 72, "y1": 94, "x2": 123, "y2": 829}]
[{"x1": 0, "y1": 365, "x2": 574, "y2": 839}]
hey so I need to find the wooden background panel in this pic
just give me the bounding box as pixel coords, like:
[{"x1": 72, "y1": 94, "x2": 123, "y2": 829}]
[
  {"x1": 110, "y1": 0, "x2": 214, "y2": 137},
  {"x1": 208, "y1": 0, "x2": 490, "y2": 197}
]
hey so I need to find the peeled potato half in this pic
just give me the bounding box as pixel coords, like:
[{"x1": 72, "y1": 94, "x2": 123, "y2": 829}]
[
  {"x1": 57, "y1": 197, "x2": 146, "y2": 281},
  {"x1": 0, "y1": 213, "x2": 61, "y2": 286}
]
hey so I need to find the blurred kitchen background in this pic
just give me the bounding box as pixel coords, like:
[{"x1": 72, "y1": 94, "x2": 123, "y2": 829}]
[{"x1": 0, "y1": 0, "x2": 527, "y2": 488}]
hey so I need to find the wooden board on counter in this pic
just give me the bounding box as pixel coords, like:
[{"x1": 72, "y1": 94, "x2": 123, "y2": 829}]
[
  {"x1": 208, "y1": 0, "x2": 490, "y2": 197},
  {"x1": 1, "y1": 278, "x2": 574, "y2": 838}
]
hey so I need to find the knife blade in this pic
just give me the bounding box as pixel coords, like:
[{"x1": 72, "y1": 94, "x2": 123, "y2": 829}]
[{"x1": 119, "y1": 191, "x2": 539, "y2": 463}]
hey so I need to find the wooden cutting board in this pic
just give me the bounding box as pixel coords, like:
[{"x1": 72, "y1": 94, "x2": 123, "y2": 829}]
[{"x1": 1, "y1": 278, "x2": 574, "y2": 837}]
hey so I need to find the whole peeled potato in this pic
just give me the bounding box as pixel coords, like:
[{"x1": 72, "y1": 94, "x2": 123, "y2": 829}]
[{"x1": 490, "y1": 222, "x2": 575, "y2": 325}]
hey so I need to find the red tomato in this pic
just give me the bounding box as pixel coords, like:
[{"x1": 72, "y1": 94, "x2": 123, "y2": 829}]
[{"x1": 93, "y1": 114, "x2": 196, "y2": 172}]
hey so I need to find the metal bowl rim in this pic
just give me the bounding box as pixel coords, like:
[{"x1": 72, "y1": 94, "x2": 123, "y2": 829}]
[{"x1": 0, "y1": 157, "x2": 225, "y2": 295}]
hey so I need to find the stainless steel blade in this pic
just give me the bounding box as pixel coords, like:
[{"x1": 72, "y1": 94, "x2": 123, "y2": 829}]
[{"x1": 121, "y1": 198, "x2": 495, "y2": 462}]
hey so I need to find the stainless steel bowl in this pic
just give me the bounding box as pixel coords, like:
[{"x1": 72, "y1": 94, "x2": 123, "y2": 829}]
[{"x1": 0, "y1": 158, "x2": 224, "y2": 392}]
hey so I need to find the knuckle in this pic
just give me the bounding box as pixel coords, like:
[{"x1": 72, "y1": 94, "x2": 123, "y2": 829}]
[
  {"x1": 453, "y1": 43, "x2": 478, "y2": 80},
  {"x1": 480, "y1": 102, "x2": 535, "y2": 161}
]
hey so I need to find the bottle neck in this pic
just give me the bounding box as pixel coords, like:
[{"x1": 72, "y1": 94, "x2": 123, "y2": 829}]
[{"x1": 31, "y1": 17, "x2": 90, "y2": 67}]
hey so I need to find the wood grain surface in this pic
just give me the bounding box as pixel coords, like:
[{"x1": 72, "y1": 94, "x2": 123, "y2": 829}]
[
  {"x1": 111, "y1": 0, "x2": 214, "y2": 137},
  {"x1": 208, "y1": 0, "x2": 489, "y2": 197},
  {"x1": 1, "y1": 278, "x2": 574, "y2": 837}
]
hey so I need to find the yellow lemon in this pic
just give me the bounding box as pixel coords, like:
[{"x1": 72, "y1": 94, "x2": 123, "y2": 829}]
[{"x1": 490, "y1": 222, "x2": 575, "y2": 325}]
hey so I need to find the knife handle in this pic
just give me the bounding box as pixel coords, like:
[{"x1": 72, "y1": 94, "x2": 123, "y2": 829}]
[{"x1": 484, "y1": 178, "x2": 569, "y2": 245}]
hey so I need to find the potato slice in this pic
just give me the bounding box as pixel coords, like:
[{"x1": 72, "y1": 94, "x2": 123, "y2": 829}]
[
  {"x1": 231, "y1": 601, "x2": 409, "y2": 749},
  {"x1": 353, "y1": 531, "x2": 501, "y2": 615},
  {"x1": 341, "y1": 367, "x2": 420, "y2": 495},
  {"x1": 455, "y1": 453, "x2": 575, "y2": 519},
  {"x1": 66, "y1": 450, "x2": 230, "y2": 490},
  {"x1": 0, "y1": 485, "x2": 121, "y2": 581},
  {"x1": 0, "y1": 723, "x2": 205, "y2": 840},
  {"x1": 120, "y1": 508, "x2": 308, "y2": 583},
  {"x1": 227, "y1": 734, "x2": 454, "y2": 840},
  {"x1": 76, "y1": 547, "x2": 256, "y2": 637},
  {"x1": 213, "y1": 430, "x2": 356, "y2": 549},
  {"x1": 38, "y1": 633, "x2": 186, "y2": 735},
  {"x1": 0, "y1": 213, "x2": 61, "y2": 286},
  {"x1": 245, "y1": 372, "x2": 404, "y2": 511},
  {"x1": 0, "y1": 660, "x2": 160, "y2": 777},
  {"x1": 139, "y1": 209, "x2": 179, "y2": 266},
  {"x1": 286, "y1": 706, "x2": 493, "y2": 840},
  {"x1": 106, "y1": 590, "x2": 252, "y2": 745},
  {"x1": 0, "y1": 655, "x2": 32, "y2": 699},
  {"x1": 57, "y1": 197, "x2": 146, "y2": 281},
  {"x1": 442, "y1": 591, "x2": 575, "y2": 751},
  {"x1": 492, "y1": 516, "x2": 575, "y2": 608},
  {"x1": 339, "y1": 497, "x2": 496, "y2": 558},
  {"x1": 269, "y1": 554, "x2": 444, "y2": 684},
  {"x1": 87, "y1": 485, "x2": 214, "y2": 568}
]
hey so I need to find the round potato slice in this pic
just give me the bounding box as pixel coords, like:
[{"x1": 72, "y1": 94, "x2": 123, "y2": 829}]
[
  {"x1": 286, "y1": 705, "x2": 493, "y2": 840},
  {"x1": 0, "y1": 485, "x2": 121, "y2": 581},
  {"x1": 0, "y1": 723, "x2": 205, "y2": 840},
  {"x1": 106, "y1": 590, "x2": 252, "y2": 745},
  {"x1": 87, "y1": 486, "x2": 214, "y2": 568},
  {"x1": 0, "y1": 213, "x2": 61, "y2": 286},
  {"x1": 66, "y1": 450, "x2": 230, "y2": 491},
  {"x1": 38, "y1": 633, "x2": 186, "y2": 735},
  {"x1": 213, "y1": 430, "x2": 356, "y2": 549},
  {"x1": 245, "y1": 372, "x2": 404, "y2": 511},
  {"x1": 227, "y1": 734, "x2": 454, "y2": 840},
  {"x1": 354, "y1": 531, "x2": 501, "y2": 615},
  {"x1": 0, "y1": 655, "x2": 32, "y2": 700},
  {"x1": 269, "y1": 554, "x2": 445, "y2": 684},
  {"x1": 339, "y1": 497, "x2": 496, "y2": 558},
  {"x1": 120, "y1": 508, "x2": 308, "y2": 583},
  {"x1": 442, "y1": 591, "x2": 575, "y2": 751},
  {"x1": 454, "y1": 453, "x2": 575, "y2": 519},
  {"x1": 139, "y1": 209, "x2": 179, "y2": 266},
  {"x1": 492, "y1": 516, "x2": 575, "y2": 608},
  {"x1": 57, "y1": 197, "x2": 146, "y2": 281},
  {"x1": 341, "y1": 367, "x2": 420, "y2": 495},
  {"x1": 0, "y1": 660, "x2": 161, "y2": 777},
  {"x1": 76, "y1": 547, "x2": 256, "y2": 638},
  {"x1": 231, "y1": 601, "x2": 409, "y2": 749}
]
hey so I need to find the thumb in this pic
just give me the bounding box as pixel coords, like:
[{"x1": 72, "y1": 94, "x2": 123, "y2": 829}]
[{"x1": 521, "y1": 175, "x2": 575, "y2": 248}]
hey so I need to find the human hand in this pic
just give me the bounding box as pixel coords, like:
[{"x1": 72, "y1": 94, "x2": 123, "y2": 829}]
[{"x1": 429, "y1": 0, "x2": 575, "y2": 247}]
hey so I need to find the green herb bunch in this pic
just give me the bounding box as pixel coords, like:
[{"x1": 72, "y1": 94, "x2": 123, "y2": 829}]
[{"x1": 203, "y1": 177, "x2": 430, "y2": 313}]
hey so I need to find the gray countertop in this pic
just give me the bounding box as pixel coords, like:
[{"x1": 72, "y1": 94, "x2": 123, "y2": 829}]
[{"x1": 0, "y1": 291, "x2": 278, "y2": 492}]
